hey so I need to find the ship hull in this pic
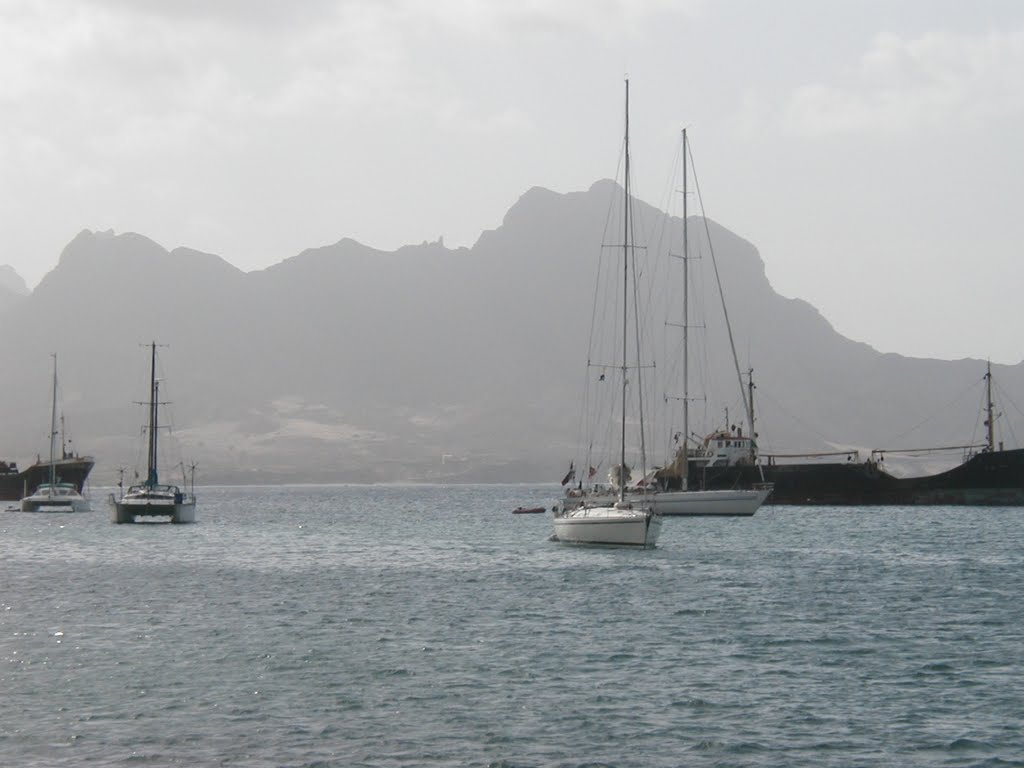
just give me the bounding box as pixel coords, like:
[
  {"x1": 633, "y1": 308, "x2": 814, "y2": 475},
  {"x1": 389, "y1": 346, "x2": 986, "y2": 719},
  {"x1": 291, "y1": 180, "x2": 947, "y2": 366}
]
[
  {"x1": 693, "y1": 448, "x2": 1024, "y2": 506},
  {"x1": 0, "y1": 456, "x2": 95, "y2": 501}
]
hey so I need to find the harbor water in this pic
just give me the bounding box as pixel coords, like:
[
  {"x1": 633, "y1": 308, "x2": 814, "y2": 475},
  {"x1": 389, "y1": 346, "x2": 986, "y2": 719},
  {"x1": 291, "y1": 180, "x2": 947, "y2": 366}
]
[{"x1": 2, "y1": 485, "x2": 1022, "y2": 767}]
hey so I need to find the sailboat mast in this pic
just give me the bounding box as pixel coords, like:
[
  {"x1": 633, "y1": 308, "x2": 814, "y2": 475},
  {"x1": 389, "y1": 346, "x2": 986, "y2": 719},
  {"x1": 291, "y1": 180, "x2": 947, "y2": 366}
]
[
  {"x1": 985, "y1": 360, "x2": 995, "y2": 453},
  {"x1": 48, "y1": 354, "x2": 57, "y2": 489},
  {"x1": 681, "y1": 129, "x2": 690, "y2": 491},
  {"x1": 747, "y1": 367, "x2": 756, "y2": 459},
  {"x1": 620, "y1": 78, "x2": 630, "y2": 502},
  {"x1": 147, "y1": 342, "x2": 159, "y2": 487}
]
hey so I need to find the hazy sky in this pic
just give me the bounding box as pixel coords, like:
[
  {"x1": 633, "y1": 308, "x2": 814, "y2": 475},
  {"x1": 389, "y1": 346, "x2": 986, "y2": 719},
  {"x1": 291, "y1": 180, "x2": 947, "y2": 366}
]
[{"x1": 3, "y1": 0, "x2": 1023, "y2": 363}]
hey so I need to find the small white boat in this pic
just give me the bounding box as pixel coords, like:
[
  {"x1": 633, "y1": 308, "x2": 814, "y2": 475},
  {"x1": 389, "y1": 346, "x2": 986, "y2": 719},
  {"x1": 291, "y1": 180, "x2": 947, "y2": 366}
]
[
  {"x1": 553, "y1": 500, "x2": 661, "y2": 547},
  {"x1": 21, "y1": 355, "x2": 90, "y2": 513},
  {"x1": 110, "y1": 342, "x2": 196, "y2": 524}
]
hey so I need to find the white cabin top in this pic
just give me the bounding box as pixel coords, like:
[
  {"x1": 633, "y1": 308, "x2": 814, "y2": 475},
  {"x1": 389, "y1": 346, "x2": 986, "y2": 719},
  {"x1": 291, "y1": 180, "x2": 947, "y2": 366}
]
[{"x1": 694, "y1": 429, "x2": 757, "y2": 468}]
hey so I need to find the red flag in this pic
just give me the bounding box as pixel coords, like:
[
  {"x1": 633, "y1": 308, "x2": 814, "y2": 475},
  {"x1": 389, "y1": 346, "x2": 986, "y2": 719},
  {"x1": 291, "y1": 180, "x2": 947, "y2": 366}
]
[{"x1": 588, "y1": 465, "x2": 598, "y2": 479}]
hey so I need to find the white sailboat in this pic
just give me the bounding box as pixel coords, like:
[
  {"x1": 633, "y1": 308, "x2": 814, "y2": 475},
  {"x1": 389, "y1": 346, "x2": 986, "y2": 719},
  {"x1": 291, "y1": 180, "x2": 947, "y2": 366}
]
[
  {"x1": 20, "y1": 354, "x2": 90, "y2": 513},
  {"x1": 110, "y1": 343, "x2": 196, "y2": 524},
  {"x1": 553, "y1": 80, "x2": 662, "y2": 548},
  {"x1": 560, "y1": 129, "x2": 771, "y2": 517}
]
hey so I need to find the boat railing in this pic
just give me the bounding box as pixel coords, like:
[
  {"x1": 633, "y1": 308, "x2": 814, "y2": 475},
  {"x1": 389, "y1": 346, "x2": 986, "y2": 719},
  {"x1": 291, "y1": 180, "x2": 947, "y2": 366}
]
[
  {"x1": 764, "y1": 450, "x2": 860, "y2": 465},
  {"x1": 870, "y1": 444, "x2": 987, "y2": 464}
]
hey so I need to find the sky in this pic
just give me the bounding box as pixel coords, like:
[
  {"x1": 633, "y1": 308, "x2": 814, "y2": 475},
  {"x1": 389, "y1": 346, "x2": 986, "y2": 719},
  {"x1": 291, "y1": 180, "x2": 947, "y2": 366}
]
[{"x1": 2, "y1": 0, "x2": 1024, "y2": 364}]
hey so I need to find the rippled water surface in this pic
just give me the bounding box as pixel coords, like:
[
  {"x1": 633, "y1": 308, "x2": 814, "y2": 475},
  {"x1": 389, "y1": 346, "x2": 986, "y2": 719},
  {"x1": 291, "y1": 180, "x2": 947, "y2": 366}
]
[{"x1": 2, "y1": 485, "x2": 1023, "y2": 767}]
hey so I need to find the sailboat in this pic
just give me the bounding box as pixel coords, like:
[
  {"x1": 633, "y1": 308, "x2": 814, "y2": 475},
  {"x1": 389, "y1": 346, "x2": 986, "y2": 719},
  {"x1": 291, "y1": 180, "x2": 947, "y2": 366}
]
[
  {"x1": 552, "y1": 80, "x2": 662, "y2": 548},
  {"x1": 110, "y1": 343, "x2": 196, "y2": 524},
  {"x1": 20, "y1": 355, "x2": 90, "y2": 513},
  {"x1": 559, "y1": 129, "x2": 772, "y2": 517}
]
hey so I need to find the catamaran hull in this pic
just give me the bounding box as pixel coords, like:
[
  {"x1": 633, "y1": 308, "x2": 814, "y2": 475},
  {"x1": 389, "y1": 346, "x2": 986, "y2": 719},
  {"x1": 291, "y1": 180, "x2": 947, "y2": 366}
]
[
  {"x1": 21, "y1": 498, "x2": 90, "y2": 513},
  {"x1": 553, "y1": 510, "x2": 662, "y2": 547},
  {"x1": 562, "y1": 486, "x2": 771, "y2": 517},
  {"x1": 19, "y1": 481, "x2": 91, "y2": 513},
  {"x1": 111, "y1": 500, "x2": 196, "y2": 524}
]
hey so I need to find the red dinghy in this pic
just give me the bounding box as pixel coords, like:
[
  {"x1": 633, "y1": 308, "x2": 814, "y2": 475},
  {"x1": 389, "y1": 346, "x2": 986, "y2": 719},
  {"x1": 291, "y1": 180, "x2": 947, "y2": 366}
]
[{"x1": 512, "y1": 506, "x2": 547, "y2": 514}]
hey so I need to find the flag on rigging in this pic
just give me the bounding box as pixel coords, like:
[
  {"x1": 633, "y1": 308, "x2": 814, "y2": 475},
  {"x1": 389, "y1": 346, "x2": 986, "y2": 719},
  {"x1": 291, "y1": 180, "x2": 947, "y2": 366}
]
[{"x1": 560, "y1": 462, "x2": 575, "y2": 486}]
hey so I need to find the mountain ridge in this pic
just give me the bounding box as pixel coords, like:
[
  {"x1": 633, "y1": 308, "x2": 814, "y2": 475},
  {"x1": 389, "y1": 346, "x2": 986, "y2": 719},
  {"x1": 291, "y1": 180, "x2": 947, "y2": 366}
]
[{"x1": 0, "y1": 183, "x2": 1018, "y2": 485}]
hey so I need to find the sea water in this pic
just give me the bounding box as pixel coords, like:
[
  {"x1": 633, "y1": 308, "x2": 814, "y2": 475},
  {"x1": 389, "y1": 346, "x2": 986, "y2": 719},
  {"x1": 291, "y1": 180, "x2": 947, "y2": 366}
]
[{"x1": 1, "y1": 485, "x2": 1022, "y2": 767}]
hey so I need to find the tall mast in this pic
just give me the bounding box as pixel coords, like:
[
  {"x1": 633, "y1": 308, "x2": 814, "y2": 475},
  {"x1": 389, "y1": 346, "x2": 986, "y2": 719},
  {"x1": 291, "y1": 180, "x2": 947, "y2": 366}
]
[
  {"x1": 48, "y1": 354, "x2": 57, "y2": 490},
  {"x1": 747, "y1": 367, "x2": 756, "y2": 460},
  {"x1": 619, "y1": 78, "x2": 630, "y2": 503},
  {"x1": 681, "y1": 129, "x2": 690, "y2": 491},
  {"x1": 147, "y1": 342, "x2": 159, "y2": 487},
  {"x1": 985, "y1": 360, "x2": 995, "y2": 453}
]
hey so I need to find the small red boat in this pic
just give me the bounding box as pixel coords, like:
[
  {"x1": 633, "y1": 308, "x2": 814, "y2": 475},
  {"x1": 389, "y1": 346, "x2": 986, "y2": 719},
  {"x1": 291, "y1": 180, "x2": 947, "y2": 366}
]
[{"x1": 512, "y1": 505, "x2": 547, "y2": 514}]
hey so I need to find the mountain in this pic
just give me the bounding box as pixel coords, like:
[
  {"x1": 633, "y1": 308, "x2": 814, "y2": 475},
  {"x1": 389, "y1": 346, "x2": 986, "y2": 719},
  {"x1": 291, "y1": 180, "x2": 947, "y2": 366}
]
[
  {"x1": 0, "y1": 184, "x2": 1019, "y2": 485},
  {"x1": 0, "y1": 264, "x2": 28, "y2": 312},
  {"x1": 0, "y1": 264, "x2": 28, "y2": 295}
]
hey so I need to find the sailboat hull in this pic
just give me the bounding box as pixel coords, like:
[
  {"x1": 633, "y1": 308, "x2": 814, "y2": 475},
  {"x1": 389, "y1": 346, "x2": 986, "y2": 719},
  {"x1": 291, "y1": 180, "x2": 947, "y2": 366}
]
[
  {"x1": 562, "y1": 486, "x2": 771, "y2": 517},
  {"x1": 553, "y1": 505, "x2": 662, "y2": 547},
  {"x1": 649, "y1": 486, "x2": 770, "y2": 516}
]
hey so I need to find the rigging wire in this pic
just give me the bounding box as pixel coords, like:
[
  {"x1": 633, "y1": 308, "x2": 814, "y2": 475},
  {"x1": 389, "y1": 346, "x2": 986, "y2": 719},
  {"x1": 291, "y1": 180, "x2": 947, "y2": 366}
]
[
  {"x1": 574, "y1": 140, "x2": 628, "y2": 479},
  {"x1": 968, "y1": 381, "x2": 987, "y2": 449},
  {"x1": 628, "y1": 180, "x2": 649, "y2": 479},
  {"x1": 880, "y1": 378, "x2": 983, "y2": 446},
  {"x1": 993, "y1": 379, "x2": 1020, "y2": 448},
  {"x1": 652, "y1": 131, "x2": 743, "y2": 461},
  {"x1": 686, "y1": 139, "x2": 751, "y2": 434},
  {"x1": 752, "y1": 384, "x2": 833, "y2": 448}
]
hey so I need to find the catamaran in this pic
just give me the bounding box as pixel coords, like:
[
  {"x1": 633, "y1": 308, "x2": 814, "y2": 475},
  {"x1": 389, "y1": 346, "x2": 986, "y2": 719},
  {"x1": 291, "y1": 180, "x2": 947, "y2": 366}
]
[
  {"x1": 110, "y1": 343, "x2": 196, "y2": 524},
  {"x1": 20, "y1": 355, "x2": 90, "y2": 513}
]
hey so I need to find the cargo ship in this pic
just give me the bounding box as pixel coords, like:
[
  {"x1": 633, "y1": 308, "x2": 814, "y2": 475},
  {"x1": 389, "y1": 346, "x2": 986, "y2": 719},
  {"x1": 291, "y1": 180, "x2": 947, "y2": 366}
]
[
  {"x1": 0, "y1": 452, "x2": 94, "y2": 502},
  {"x1": 693, "y1": 445, "x2": 1024, "y2": 506},
  {"x1": 655, "y1": 363, "x2": 1024, "y2": 506}
]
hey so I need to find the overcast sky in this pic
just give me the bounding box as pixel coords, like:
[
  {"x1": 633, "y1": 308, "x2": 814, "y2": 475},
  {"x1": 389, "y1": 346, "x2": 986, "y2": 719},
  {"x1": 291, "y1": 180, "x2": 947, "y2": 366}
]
[{"x1": 3, "y1": 0, "x2": 1023, "y2": 363}]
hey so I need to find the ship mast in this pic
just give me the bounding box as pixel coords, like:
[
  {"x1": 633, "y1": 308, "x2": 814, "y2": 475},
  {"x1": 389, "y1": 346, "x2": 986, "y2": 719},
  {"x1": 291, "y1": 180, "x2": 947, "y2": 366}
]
[
  {"x1": 985, "y1": 360, "x2": 995, "y2": 453},
  {"x1": 619, "y1": 79, "x2": 631, "y2": 503},
  {"x1": 681, "y1": 128, "x2": 690, "y2": 491},
  {"x1": 147, "y1": 342, "x2": 159, "y2": 487},
  {"x1": 48, "y1": 354, "x2": 58, "y2": 492},
  {"x1": 747, "y1": 367, "x2": 757, "y2": 461}
]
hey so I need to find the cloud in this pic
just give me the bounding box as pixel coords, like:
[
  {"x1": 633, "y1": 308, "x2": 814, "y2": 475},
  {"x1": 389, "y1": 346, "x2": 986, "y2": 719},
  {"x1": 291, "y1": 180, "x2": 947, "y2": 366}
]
[
  {"x1": 781, "y1": 28, "x2": 1024, "y2": 138},
  {"x1": 0, "y1": 0, "x2": 701, "y2": 143},
  {"x1": 0, "y1": 0, "x2": 703, "y2": 286},
  {"x1": 77, "y1": 0, "x2": 344, "y2": 30}
]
